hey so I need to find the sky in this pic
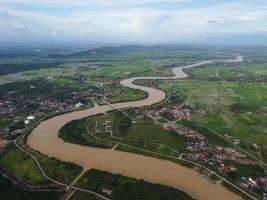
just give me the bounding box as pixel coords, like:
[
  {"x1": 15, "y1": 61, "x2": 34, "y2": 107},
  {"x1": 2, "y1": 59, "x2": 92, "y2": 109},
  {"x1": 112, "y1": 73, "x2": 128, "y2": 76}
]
[{"x1": 0, "y1": 0, "x2": 267, "y2": 45}]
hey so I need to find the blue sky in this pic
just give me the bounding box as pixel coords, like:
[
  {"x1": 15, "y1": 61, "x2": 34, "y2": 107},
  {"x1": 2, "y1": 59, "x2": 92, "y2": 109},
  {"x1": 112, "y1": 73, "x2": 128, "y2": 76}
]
[{"x1": 0, "y1": 0, "x2": 267, "y2": 44}]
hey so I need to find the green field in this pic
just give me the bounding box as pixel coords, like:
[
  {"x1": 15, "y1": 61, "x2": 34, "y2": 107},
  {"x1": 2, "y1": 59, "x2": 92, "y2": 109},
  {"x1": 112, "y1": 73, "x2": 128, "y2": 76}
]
[
  {"x1": 0, "y1": 145, "x2": 83, "y2": 185},
  {"x1": 113, "y1": 113, "x2": 187, "y2": 152},
  {"x1": 184, "y1": 61, "x2": 267, "y2": 82},
  {"x1": 59, "y1": 115, "x2": 115, "y2": 149},
  {"x1": 107, "y1": 87, "x2": 147, "y2": 103},
  {"x1": 0, "y1": 145, "x2": 48, "y2": 184},
  {"x1": 75, "y1": 169, "x2": 194, "y2": 200},
  {"x1": 192, "y1": 114, "x2": 267, "y2": 145},
  {"x1": 35, "y1": 154, "x2": 82, "y2": 184},
  {"x1": 159, "y1": 80, "x2": 267, "y2": 111}
]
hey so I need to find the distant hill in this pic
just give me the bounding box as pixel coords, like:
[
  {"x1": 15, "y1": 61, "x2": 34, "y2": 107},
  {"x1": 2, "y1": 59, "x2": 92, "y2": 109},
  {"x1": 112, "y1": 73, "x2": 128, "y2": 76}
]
[
  {"x1": 0, "y1": 62, "x2": 63, "y2": 76},
  {"x1": 46, "y1": 45, "x2": 160, "y2": 58}
]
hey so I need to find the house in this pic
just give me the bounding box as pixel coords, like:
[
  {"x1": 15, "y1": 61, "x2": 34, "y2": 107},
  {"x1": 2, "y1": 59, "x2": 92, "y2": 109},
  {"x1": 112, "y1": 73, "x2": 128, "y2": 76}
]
[
  {"x1": 75, "y1": 102, "x2": 84, "y2": 108},
  {"x1": 27, "y1": 115, "x2": 35, "y2": 120}
]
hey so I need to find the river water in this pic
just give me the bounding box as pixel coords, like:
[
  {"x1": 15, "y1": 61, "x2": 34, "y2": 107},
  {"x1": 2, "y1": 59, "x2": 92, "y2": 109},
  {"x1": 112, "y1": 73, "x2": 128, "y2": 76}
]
[{"x1": 28, "y1": 56, "x2": 244, "y2": 200}]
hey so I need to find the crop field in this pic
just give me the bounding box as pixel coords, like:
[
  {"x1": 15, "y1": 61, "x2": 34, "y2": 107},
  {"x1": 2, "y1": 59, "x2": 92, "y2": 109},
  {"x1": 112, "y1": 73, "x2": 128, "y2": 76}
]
[
  {"x1": 159, "y1": 80, "x2": 267, "y2": 111},
  {"x1": 184, "y1": 61, "x2": 267, "y2": 82},
  {"x1": 192, "y1": 114, "x2": 267, "y2": 144}
]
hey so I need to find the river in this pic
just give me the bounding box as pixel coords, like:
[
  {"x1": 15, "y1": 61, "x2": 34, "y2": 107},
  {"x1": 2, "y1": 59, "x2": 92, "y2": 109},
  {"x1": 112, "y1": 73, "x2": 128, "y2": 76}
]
[{"x1": 27, "y1": 55, "x2": 245, "y2": 200}]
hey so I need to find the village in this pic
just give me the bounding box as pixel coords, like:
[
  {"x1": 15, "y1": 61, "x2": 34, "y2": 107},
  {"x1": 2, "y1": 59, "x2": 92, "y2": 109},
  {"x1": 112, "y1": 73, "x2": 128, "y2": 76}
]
[{"x1": 148, "y1": 105, "x2": 267, "y2": 198}]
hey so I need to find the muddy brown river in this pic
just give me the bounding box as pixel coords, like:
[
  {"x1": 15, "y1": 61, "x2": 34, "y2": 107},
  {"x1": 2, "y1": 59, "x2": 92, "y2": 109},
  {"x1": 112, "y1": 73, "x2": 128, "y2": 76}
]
[{"x1": 28, "y1": 56, "x2": 245, "y2": 200}]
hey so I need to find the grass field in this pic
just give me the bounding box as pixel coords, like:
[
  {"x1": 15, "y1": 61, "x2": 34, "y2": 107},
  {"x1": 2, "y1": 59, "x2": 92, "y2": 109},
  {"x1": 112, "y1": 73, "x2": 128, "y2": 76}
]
[
  {"x1": 115, "y1": 114, "x2": 187, "y2": 152},
  {"x1": 0, "y1": 145, "x2": 83, "y2": 185},
  {"x1": 0, "y1": 145, "x2": 48, "y2": 184}
]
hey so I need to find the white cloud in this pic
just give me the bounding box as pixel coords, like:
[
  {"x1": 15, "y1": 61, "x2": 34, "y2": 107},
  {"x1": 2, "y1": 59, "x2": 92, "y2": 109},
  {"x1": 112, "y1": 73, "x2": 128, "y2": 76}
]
[
  {"x1": 0, "y1": 0, "x2": 189, "y2": 6},
  {"x1": 0, "y1": 1, "x2": 267, "y2": 42}
]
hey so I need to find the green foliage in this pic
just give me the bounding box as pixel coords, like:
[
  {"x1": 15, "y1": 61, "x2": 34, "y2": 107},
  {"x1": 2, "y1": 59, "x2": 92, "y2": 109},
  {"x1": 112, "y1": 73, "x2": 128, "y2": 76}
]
[
  {"x1": 59, "y1": 116, "x2": 114, "y2": 148},
  {"x1": 70, "y1": 191, "x2": 103, "y2": 200},
  {"x1": 0, "y1": 62, "x2": 62, "y2": 75},
  {"x1": 36, "y1": 154, "x2": 82, "y2": 184},
  {"x1": 76, "y1": 169, "x2": 194, "y2": 200},
  {"x1": 0, "y1": 174, "x2": 64, "y2": 200},
  {"x1": 180, "y1": 120, "x2": 229, "y2": 147},
  {"x1": 228, "y1": 164, "x2": 265, "y2": 183}
]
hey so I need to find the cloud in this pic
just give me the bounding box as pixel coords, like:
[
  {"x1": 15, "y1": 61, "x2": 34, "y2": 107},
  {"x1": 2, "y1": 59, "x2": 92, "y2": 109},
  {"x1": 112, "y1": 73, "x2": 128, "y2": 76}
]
[
  {"x1": 0, "y1": 0, "x2": 189, "y2": 7},
  {"x1": 0, "y1": 0, "x2": 267, "y2": 43}
]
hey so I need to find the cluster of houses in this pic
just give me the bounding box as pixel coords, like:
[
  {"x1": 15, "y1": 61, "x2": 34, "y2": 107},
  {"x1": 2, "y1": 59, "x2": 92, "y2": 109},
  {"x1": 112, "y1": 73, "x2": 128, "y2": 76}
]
[
  {"x1": 164, "y1": 123, "x2": 205, "y2": 140},
  {"x1": 0, "y1": 94, "x2": 28, "y2": 115},
  {"x1": 72, "y1": 85, "x2": 123, "y2": 101},
  {"x1": 240, "y1": 176, "x2": 267, "y2": 199},
  {"x1": 149, "y1": 107, "x2": 191, "y2": 122},
  {"x1": 0, "y1": 88, "x2": 88, "y2": 136}
]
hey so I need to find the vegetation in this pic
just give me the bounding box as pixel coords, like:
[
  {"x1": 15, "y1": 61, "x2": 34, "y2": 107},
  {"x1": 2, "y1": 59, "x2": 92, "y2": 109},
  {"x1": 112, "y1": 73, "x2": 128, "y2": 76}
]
[
  {"x1": 59, "y1": 115, "x2": 115, "y2": 149},
  {"x1": 0, "y1": 62, "x2": 63, "y2": 75},
  {"x1": 75, "y1": 169, "x2": 194, "y2": 200},
  {"x1": 108, "y1": 87, "x2": 147, "y2": 103},
  {"x1": 35, "y1": 154, "x2": 83, "y2": 184},
  {"x1": 60, "y1": 110, "x2": 188, "y2": 155},
  {"x1": 0, "y1": 174, "x2": 64, "y2": 200},
  {"x1": 184, "y1": 62, "x2": 267, "y2": 82},
  {"x1": 0, "y1": 145, "x2": 48, "y2": 184},
  {"x1": 158, "y1": 79, "x2": 267, "y2": 112},
  {"x1": 116, "y1": 114, "x2": 187, "y2": 152},
  {"x1": 70, "y1": 191, "x2": 103, "y2": 200},
  {"x1": 0, "y1": 145, "x2": 82, "y2": 185},
  {"x1": 115, "y1": 144, "x2": 194, "y2": 169}
]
